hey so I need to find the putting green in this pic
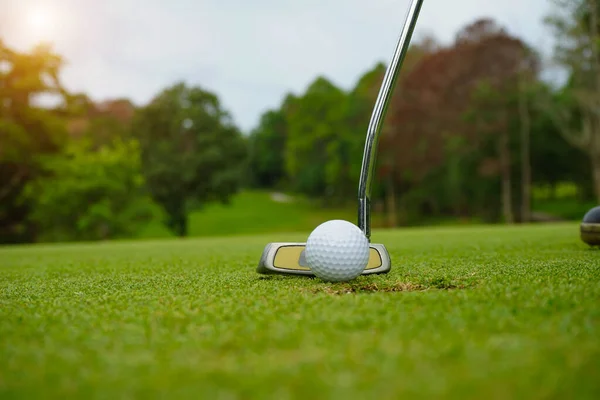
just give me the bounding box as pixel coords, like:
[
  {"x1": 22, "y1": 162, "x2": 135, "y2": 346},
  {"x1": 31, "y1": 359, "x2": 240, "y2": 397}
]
[{"x1": 0, "y1": 222, "x2": 598, "y2": 398}]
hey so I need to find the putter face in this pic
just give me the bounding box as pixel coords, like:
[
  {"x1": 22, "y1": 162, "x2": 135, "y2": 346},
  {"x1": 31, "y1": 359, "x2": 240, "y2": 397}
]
[
  {"x1": 580, "y1": 222, "x2": 600, "y2": 246},
  {"x1": 257, "y1": 242, "x2": 391, "y2": 276}
]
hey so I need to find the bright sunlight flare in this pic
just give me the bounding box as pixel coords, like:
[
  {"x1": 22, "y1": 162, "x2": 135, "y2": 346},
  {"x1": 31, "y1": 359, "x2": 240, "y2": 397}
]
[{"x1": 25, "y1": 6, "x2": 56, "y2": 41}]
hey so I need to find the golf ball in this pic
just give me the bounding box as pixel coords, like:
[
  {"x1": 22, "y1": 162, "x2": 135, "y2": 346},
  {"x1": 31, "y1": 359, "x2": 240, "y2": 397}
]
[{"x1": 305, "y1": 219, "x2": 370, "y2": 282}]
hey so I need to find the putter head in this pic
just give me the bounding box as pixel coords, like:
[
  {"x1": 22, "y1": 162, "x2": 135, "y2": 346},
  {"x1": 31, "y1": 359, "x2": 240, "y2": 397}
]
[
  {"x1": 257, "y1": 242, "x2": 391, "y2": 276},
  {"x1": 580, "y1": 222, "x2": 600, "y2": 246}
]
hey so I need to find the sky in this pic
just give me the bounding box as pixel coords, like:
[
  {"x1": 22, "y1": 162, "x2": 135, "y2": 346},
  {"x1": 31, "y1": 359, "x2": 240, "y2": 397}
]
[{"x1": 0, "y1": 0, "x2": 560, "y2": 133}]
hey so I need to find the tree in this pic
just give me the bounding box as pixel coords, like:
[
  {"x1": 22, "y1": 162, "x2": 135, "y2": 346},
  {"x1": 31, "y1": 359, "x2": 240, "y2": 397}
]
[
  {"x1": 22, "y1": 137, "x2": 159, "y2": 242},
  {"x1": 247, "y1": 101, "x2": 290, "y2": 189},
  {"x1": 246, "y1": 37, "x2": 438, "y2": 212},
  {"x1": 65, "y1": 97, "x2": 137, "y2": 151},
  {"x1": 284, "y1": 77, "x2": 350, "y2": 202},
  {"x1": 375, "y1": 37, "x2": 440, "y2": 225},
  {"x1": 132, "y1": 82, "x2": 247, "y2": 237},
  {"x1": 529, "y1": 83, "x2": 592, "y2": 195},
  {"x1": 383, "y1": 19, "x2": 538, "y2": 223},
  {"x1": 518, "y1": 59, "x2": 533, "y2": 222},
  {"x1": 0, "y1": 40, "x2": 68, "y2": 243},
  {"x1": 544, "y1": 0, "x2": 600, "y2": 202}
]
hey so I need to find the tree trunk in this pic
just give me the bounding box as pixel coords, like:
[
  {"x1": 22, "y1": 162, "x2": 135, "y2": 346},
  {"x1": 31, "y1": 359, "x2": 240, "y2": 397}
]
[
  {"x1": 592, "y1": 154, "x2": 600, "y2": 203},
  {"x1": 385, "y1": 174, "x2": 397, "y2": 228},
  {"x1": 499, "y1": 112, "x2": 514, "y2": 224},
  {"x1": 175, "y1": 215, "x2": 188, "y2": 237},
  {"x1": 518, "y1": 75, "x2": 532, "y2": 223},
  {"x1": 166, "y1": 204, "x2": 188, "y2": 237},
  {"x1": 0, "y1": 167, "x2": 26, "y2": 202}
]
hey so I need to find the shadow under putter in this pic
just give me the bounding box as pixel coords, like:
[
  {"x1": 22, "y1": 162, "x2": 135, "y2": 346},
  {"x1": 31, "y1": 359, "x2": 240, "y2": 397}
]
[{"x1": 257, "y1": 0, "x2": 425, "y2": 277}]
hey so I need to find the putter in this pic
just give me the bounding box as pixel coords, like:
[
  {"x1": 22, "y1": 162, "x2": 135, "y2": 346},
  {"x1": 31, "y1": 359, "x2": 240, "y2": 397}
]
[{"x1": 257, "y1": 0, "x2": 424, "y2": 276}]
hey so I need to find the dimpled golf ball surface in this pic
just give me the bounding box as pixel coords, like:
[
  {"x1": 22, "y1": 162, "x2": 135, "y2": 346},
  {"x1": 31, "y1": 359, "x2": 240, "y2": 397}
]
[{"x1": 305, "y1": 219, "x2": 370, "y2": 282}]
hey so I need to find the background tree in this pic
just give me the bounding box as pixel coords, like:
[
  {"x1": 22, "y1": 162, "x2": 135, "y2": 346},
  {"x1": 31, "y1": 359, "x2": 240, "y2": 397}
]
[
  {"x1": 518, "y1": 57, "x2": 533, "y2": 223},
  {"x1": 65, "y1": 97, "x2": 136, "y2": 149},
  {"x1": 4, "y1": 9, "x2": 596, "y2": 244},
  {"x1": 381, "y1": 19, "x2": 536, "y2": 223},
  {"x1": 283, "y1": 77, "x2": 349, "y2": 203},
  {"x1": 529, "y1": 83, "x2": 592, "y2": 197},
  {"x1": 376, "y1": 37, "x2": 439, "y2": 225},
  {"x1": 132, "y1": 82, "x2": 247, "y2": 237},
  {"x1": 544, "y1": 0, "x2": 600, "y2": 202},
  {"x1": 246, "y1": 97, "x2": 291, "y2": 189},
  {"x1": 0, "y1": 40, "x2": 68, "y2": 243},
  {"x1": 22, "y1": 137, "x2": 159, "y2": 242}
]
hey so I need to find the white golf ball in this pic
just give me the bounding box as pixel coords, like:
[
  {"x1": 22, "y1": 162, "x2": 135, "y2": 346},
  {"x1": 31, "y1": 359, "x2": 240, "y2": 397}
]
[{"x1": 305, "y1": 219, "x2": 370, "y2": 282}]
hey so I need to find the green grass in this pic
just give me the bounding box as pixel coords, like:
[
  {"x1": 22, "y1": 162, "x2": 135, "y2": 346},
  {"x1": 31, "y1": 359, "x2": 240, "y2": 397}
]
[
  {"x1": 532, "y1": 198, "x2": 597, "y2": 221},
  {"x1": 531, "y1": 181, "x2": 597, "y2": 221},
  {"x1": 1, "y1": 223, "x2": 599, "y2": 399},
  {"x1": 139, "y1": 191, "x2": 356, "y2": 238},
  {"x1": 137, "y1": 191, "x2": 375, "y2": 239},
  {"x1": 136, "y1": 189, "x2": 595, "y2": 242}
]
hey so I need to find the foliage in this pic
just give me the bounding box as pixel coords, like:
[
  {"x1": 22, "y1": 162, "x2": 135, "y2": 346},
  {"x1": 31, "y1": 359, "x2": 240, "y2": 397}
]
[
  {"x1": 379, "y1": 19, "x2": 539, "y2": 223},
  {"x1": 247, "y1": 108, "x2": 288, "y2": 189},
  {"x1": 22, "y1": 137, "x2": 160, "y2": 242},
  {"x1": 132, "y1": 82, "x2": 247, "y2": 237},
  {"x1": 283, "y1": 77, "x2": 350, "y2": 201},
  {"x1": 4, "y1": 7, "x2": 600, "y2": 244},
  {"x1": 0, "y1": 40, "x2": 69, "y2": 243},
  {"x1": 242, "y1": 17, "x2": 595, "y2": 226},
  {"x1": 79, "y1": 98, "x2": 136, "y2": 147},
  {"x1": 544, "y1": 0, "x2": 600, "y2": 201}
]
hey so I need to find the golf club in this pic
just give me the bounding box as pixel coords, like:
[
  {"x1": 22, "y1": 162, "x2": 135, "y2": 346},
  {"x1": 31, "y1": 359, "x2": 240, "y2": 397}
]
[{"x1": 257, "y1": 0, "x2": 424, "y2": 276}]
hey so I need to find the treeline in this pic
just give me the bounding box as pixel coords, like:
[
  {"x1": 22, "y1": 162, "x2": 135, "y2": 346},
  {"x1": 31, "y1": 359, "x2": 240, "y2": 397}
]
[
  {"x1": 1, "y1": 0, "x2": 599, "y2": 244},
  {"x1": 0, "y1": 45, "x2": 246, "y2": 243},
  {"x1": 247, "y1": 5, "x2": 600, "y2": 225}
]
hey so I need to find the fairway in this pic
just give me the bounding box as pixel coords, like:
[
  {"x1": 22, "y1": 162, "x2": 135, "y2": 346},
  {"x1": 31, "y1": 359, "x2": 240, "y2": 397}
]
[{"x1": 1, "y1": 223, "x2": 598, "y2": 399}]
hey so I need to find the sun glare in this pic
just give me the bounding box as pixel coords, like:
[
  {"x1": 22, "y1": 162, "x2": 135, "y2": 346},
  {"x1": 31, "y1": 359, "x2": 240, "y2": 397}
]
[{"x1": 25, "y1": 7, "x2": 56, "y2": 40}]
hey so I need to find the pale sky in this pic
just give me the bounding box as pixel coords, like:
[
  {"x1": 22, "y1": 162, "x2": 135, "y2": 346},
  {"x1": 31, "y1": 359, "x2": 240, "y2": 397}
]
[{"x1": 0, "y1": 0, "x2": 559, "y2": 133}]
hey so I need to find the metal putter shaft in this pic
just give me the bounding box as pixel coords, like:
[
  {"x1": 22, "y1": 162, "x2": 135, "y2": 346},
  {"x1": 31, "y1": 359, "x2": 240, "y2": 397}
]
[{"x1": 257, "y1": 0, "x2": 424, "y2": 276}]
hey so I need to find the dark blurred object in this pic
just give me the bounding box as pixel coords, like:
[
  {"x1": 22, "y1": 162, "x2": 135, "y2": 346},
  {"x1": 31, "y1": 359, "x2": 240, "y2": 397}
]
[{"x1": 580, "y1": 205, "x2": 600, "y2": 247}]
